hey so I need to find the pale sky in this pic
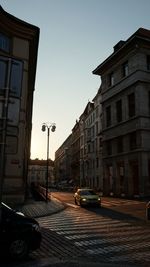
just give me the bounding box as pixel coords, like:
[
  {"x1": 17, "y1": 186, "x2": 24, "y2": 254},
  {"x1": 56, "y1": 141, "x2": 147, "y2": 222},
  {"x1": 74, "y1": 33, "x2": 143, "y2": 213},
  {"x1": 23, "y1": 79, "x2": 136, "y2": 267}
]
[{"x1": 1, "y1": 0, "x2": 150, "y2": 160}]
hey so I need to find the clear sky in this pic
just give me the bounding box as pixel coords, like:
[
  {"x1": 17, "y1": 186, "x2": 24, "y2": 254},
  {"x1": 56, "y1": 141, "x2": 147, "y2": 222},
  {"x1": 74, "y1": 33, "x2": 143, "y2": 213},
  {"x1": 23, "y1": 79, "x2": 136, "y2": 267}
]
[{"x1": 1, "y1": 0, "x2": 150, "y2": 160}]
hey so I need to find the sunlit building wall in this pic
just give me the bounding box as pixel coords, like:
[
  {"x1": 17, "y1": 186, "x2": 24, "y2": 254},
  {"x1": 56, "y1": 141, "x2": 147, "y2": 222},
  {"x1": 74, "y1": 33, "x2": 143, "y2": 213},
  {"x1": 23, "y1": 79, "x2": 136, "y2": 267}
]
[
  {"x1": 28, "y1": 159, "x2": 54, "y2": 188},
  {"x1": 92, "y1": 88, "x2": 103, "y2": 191},
  {"x1": 55, "y1": 134, "x2": 72, "y2": 185},
  {"x1": 71, "y1": 120, "x2": 80, "y2": 186}
]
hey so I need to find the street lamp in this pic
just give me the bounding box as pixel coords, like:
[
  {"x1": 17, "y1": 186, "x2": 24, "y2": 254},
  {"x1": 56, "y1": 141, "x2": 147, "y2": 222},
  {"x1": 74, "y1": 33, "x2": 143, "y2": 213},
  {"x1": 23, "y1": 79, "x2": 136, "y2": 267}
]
[{"x1": 41, "y1": 123, "x2": 56, "y2": 202}]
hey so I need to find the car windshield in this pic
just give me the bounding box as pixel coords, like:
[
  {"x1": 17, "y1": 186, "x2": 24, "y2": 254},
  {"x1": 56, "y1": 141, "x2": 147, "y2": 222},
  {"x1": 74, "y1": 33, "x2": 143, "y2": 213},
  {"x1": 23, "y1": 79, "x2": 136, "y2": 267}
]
[{"x1": 80, "y1": 190, "x2": 96, "y2": 196}]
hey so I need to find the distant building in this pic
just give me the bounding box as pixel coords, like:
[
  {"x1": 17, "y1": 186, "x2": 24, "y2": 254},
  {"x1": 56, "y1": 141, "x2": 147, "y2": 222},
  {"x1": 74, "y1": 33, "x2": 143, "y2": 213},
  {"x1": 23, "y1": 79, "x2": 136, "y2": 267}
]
[
  {"x1": 93, "y1": 28, "x2": 150, "y2": 198},
  {"x1": 91, "y1": 88, "x2": 103, "y2": 190},
  {"x1": 0, "y1": 6, "x2": 39, "y2": 204},
  {"x1": 55, "y1": 134, "x2": 72, "y2": 185},
  {"x1": 79, "y1": 95, "x2": 102, "y2": 190},
  {"x1": 71, "y1": 120, "x2": 80, "y2": 186},
  {"x1": 55, "y1": 27, "x2": 150, "y2": 198},
  {"x1": 81, "y1": 101, "x2": 94, "y2": 187},
  {"x1": 28, "y1": 159, "x2": 54, "y2": 188}
]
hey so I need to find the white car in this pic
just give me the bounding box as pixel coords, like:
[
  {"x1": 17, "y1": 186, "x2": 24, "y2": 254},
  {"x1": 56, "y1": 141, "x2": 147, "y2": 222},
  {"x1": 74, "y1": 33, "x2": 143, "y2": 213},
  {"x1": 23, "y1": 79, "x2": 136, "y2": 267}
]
[{"x1": 74, "y1": 188, "x2": 101, "y2": 207}]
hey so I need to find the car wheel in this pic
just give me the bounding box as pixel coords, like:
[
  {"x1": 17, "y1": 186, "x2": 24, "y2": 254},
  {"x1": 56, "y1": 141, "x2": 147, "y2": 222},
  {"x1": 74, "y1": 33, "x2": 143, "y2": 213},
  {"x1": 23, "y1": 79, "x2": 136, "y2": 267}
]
[{"x1": 9, "y1": 238, "x2": 29, "y2": 260}]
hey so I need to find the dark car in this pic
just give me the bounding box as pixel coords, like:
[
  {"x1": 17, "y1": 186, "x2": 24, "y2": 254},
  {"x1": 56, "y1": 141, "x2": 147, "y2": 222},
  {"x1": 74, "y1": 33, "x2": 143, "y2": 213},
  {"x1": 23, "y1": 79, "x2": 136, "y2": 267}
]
[
  {"x1": 146, "y1": 201, "x2": 150, "y2": 220},
  {"x1": 74, "y1": 188, "x2": 101, "y2": 207},
  {"x1": 0, "y1": 202, "x2": 42, "y2": 260}
]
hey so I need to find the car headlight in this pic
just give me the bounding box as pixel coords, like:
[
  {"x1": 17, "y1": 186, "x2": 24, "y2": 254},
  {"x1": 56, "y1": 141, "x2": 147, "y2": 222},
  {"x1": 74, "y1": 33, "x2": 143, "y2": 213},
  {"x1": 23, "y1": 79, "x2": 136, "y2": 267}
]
[
  {"x1": 98, "y1": 197, "x2": 101, "y2": 201},
  {"x1": 82, "y1": 198, "x2": 87, "y2": 202},
  {"x1": 32, "y1": 223, "x2": 41, "y2": 232}
]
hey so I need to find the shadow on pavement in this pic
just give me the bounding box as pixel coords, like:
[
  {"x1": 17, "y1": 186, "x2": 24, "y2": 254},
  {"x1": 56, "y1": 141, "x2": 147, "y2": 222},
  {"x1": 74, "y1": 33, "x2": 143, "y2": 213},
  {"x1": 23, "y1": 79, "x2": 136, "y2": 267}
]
[{"x1": 85, "y1": 206, "x2": 144, "y2": 222}]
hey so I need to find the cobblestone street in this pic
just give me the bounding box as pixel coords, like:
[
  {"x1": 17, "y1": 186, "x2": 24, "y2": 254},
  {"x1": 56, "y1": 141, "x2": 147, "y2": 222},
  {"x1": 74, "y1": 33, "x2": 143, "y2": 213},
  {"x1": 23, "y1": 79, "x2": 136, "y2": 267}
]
[{"x1": 30, "y1": 205, "x2": 150, "y2": 267}]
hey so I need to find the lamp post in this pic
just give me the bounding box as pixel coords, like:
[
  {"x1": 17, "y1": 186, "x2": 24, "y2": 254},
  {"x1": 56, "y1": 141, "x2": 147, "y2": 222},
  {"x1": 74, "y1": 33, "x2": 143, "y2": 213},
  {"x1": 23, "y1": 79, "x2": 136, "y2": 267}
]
[{"x1": 41, "y1": 123, "x2": 56, "y2": 202}]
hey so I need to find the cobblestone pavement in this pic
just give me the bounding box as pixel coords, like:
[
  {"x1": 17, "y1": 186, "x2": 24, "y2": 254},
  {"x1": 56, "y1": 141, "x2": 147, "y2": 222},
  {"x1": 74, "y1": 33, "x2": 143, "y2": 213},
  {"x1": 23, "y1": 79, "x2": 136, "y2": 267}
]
[
  {"x1": 1, "y1": 195, "x2": 149, "y2": 267},
  {"x1": 29, "y1": 206, "x2": 150, "y2": 267},
  {"x1": 20, "y1": 196, "x2": 65, "y2": 218}
]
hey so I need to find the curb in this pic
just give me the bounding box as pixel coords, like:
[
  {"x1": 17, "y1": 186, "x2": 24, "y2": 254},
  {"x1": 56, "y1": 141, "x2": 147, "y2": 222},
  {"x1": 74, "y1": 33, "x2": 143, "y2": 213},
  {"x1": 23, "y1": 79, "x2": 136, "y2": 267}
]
[{"x1": 20, "y1": 197, "x2": 66, "y2": 218}]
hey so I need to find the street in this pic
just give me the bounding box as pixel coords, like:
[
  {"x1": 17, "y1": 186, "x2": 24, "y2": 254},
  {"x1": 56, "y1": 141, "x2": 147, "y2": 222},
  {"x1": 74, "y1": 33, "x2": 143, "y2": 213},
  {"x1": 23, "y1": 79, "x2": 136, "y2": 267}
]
[
  {"x1": 51, "y1": 191, "x2": 147, "y2": 221},
  {"x1": 1, "y1": 192, "x2": 150, "y2": 267}
]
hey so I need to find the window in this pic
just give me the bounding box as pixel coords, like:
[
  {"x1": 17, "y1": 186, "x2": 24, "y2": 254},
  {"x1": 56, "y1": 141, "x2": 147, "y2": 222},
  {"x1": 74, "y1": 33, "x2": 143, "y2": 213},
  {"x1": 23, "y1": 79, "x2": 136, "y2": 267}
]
[
  {"x1": 5, "y1": 136, "x2": 18, "y2": 154},
  {"x1": 95, "y1": 121, "x2": 98, "y2": 135},
  {"x1": 92, "y1": 159, "x2": 95, "y2": 168},
  {"x1": 149, "y1": 91, "x2": 150, "y2": 115},
  {"x1": 122, "y1": 61, "x2": 129, "y2": 77},
  {"x1": 10, "y1": 60, "x2": 23, "y2": 96},
  {"x1": 0, "y1": 33, "x2": 10, "y2": 52},
  {"x1": 116, "y1": 99, "x2": 122, "y2": 122},
  {"x1": 148, "y1": 160, "x2": 150, "y2": 184},
  {"x1": 8, "y1": 98, "x2": 20, "y2": 126},
  {"x1": 0, "y1": 57, "x2": 23, "y2": 97},
  {"x1": 147, "y1": 55, "x2": 150, "y2": 70},
  {"x1": 91, "y1": 126, "x2": 94, "y2": 138},
  {"x1": 99, "y1": 137, "x2": 102, "y2": 148},
  {"x1": 0, "y1": 58, "x2": 8, "y2": 89},
  {"x1": 129, "y1": 132, "x2": 136, "y2": 150},
  {"x1": 91, "y1": 141, "x2": 94, "y2": 152},
  {"x1": 117, "y1": 136, "x2": 123, "y2": 153},
  {"x1": 128, "y1": 93, "x2": 135, "y2": 117},
  {"x1": 106, "y1": 140, "x2": 112, "y2": 155},
  {"x1": 106, "y1": 105, "x2": 111, "y2": 127},
  {"x1": 96, "y1": 158, "x2": 99, "y2": 168},
  {"x1": 96, "y1": 107, "x2": 98, "y2": 117},
  {"x1": 87, "y1": 128, "x2": 91, "y2": 141},
  {"x1": 109, "y1": 72, "x2": 114, "y2": 87},
  {"x1": 80, "y1": 135, "x2": 83, "y2": 146}
]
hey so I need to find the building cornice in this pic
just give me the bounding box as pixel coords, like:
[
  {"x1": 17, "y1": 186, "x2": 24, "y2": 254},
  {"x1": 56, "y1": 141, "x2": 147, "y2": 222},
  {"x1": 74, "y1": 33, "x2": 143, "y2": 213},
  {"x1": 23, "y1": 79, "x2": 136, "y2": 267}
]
[{"x1": 93, "y1": 28, "x2": 150, "y2": 75}]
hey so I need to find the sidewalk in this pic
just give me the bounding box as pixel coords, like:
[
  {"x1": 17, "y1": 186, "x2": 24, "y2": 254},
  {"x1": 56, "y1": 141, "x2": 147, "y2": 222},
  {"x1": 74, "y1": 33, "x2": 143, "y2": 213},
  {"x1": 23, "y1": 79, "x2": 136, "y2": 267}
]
[{"x1": 20, "y1": 196, "x2": 65, "y2": 218}]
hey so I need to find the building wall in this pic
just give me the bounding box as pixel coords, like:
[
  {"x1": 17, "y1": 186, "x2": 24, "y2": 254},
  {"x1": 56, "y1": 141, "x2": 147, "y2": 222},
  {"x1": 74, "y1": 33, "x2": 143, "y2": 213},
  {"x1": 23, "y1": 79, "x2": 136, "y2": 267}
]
[
  {"x1": 54, "y1": 28, "x2": 150, "y2": 198},
  {"x1": 55, "y1": 134, "x2": 72, "y2": 185},
  {"x1": 71, "y1": 121, "x2": 80, "y2": 185},
  {"x1": 28, "y1": 160, "x2": 54, "y2": 188},
  {"x1": 0, "y1": 7, "x2": 39, "y2": 204},
  {"x1": 93, "y1": 28, "x2": 150, "y2": 197}
]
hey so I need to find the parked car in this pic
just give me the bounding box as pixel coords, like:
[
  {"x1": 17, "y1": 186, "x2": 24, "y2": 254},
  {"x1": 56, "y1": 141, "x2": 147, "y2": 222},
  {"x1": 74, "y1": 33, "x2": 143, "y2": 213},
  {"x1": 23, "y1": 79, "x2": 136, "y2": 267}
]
[
  {"x1": 74, "y1": 188, "x2": 101, "y2": 207},
  {"x1": 146, "y1": 201, "x2": 150, "y2": 220},
  {"x1": 0, "y1": 202, "x2": 42, "y2": 260}
]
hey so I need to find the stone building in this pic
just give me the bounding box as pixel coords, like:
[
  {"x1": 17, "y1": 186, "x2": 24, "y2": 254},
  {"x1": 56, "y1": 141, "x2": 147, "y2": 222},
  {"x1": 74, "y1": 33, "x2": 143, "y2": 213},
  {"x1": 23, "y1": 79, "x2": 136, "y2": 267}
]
[
  {"x1": 91, "y1": 88, "x2": 103, "y2": 191},
  {"x1": 93, "y1": 28, "x2": 150, "y2": 198},
  {"x1": 71, "y1": 120, "x2": 80, "y2": 186},
  {"x1": 0, "y1": 6, "x2": 39, "y2": 204},
  {"x1": 55, "y1": 134, "x2": 72, "y2": 185},
  {"x1": 80, "y1": 95, "x2": 103, "y2": 190},
  {"x1": 28, "y1": 159, "x2": 54, "y2": 188},
  {"x1": 80, "y1": 101, "x2": 94, "y2": 188}
]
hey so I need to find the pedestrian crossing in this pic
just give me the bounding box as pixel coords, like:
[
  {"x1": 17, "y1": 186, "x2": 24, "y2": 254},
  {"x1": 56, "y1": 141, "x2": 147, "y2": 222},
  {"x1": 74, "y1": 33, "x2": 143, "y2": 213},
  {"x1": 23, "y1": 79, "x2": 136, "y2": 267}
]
[
  {"x1": 37, "y1": 207, "x2": 150, "y2": 265},
  {"x1": 67, "y1": 198, "x2": 145, "y2": 209},
  {"x1": 102, "y1": 198, "x2": 144, "y2": 207}
]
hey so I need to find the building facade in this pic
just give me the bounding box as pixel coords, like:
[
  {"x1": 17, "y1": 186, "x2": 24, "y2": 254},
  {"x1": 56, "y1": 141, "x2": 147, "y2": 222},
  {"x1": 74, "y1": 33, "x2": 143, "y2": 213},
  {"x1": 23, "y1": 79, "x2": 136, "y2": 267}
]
[
  {"x1": 93, "y1": 28, "x2": 150, "y2": 198},
  {"x1": 55, "y1": 27, "x2": 150, "y2": 198},
  {"x1": 91, "y1": 88, "x2": 103, "y2": 191},
  {"x1": 55, "y1": 134, "x2": 72, "y2": 186},
  {"x1": 71, "y1": 120, "x2": 80, "y2": 186},
  {"x1": 28, "y1": 159, "x2": 54, "y2": 188},
  {"x1": 80, "y1": 95, "x2": 103, "y2": 190},
  {"x1": 0, "y1": 6, "x2": 39, "y2": 204}
]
